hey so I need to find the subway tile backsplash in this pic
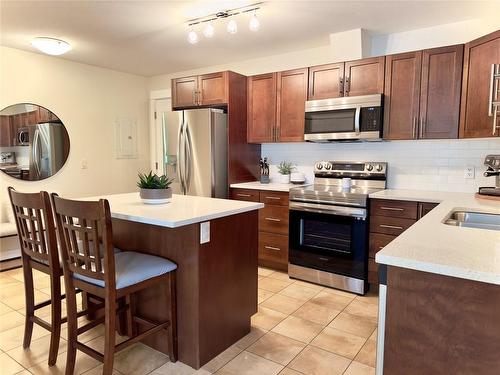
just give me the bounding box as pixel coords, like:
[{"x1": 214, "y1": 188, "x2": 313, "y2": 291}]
[{"x1": 262, "y1": 138, "x2": 500, "y2": 193}]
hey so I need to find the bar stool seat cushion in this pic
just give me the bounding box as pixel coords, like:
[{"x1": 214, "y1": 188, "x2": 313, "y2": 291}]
[{"x1": 74, "y1": 251, "x2": 177, "y2": 289}]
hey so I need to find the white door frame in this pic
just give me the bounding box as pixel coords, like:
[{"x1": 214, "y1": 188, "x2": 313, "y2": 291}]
[{"x1": 149, "y1": 89, "x2": 171, "y2": 173}]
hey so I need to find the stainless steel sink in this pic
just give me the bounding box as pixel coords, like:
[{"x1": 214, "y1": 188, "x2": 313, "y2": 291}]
[{"x1": 444, "y1": 211, "x2": 500, "y2": 231}]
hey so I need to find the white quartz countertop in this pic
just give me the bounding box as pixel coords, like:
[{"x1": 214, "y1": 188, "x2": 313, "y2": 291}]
[
  {"x1": 81, "y1": 192, "x2": 264, "y2": 228},
  {"x1": 374, "y1": 190, "x2": 500, "y2": 285},
  {"x1": 230, "y1": 181, "x2": 307, "y2": 192}
]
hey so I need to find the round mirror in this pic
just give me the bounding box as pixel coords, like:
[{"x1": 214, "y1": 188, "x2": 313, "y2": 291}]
[{"x1": 0, "y1": 103, "x2": 70, "y2": 181}]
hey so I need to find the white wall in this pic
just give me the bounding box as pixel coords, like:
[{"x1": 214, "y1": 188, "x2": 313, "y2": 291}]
[
  {"x1": 0, "y1": 46, "x2": 150, "y2": 218},
  {"x1": 149, "y1": 19, "x2": 500, "y2": 193}
]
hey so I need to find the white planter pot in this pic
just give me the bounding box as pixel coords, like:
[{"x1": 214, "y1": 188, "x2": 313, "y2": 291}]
[
  {"x1": 139, "y1": 188, "x2": 172, "y2": 204},
  {"x1": 278, "y1": 174, "x2": 290, "y2": 184}
]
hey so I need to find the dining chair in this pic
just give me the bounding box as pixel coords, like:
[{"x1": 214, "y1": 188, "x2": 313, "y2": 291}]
[
  {"x1": 51, "y1": 194, "x2": 178, "y2": 375},
  {"x1": 7, "y1": 187, "x2": 86, "y2": 366}
]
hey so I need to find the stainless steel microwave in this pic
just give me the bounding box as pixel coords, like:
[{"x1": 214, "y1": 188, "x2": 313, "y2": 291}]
[{"x1": 304, "y1": 94, "x2": 383, "y2": 142}]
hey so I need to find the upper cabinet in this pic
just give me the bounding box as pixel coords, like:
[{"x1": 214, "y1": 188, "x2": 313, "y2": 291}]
[
  {"x1": 460, "y1": 30, "x2": 500, "y2": 138},
  {"x1": 247, "y1": 73, "x2": 276, "y2": 143},
  {"x1": 248, "y1": 69, "x2": 307, "y2": 143},
  {"x1": 276, "y1": 68, "x2": 308, "y2": 142},
  {"x1": 308, "y1": 57, "x2": 385, "y2": 100},
  {"x1": 0, "y1": 115, "x2": 12, "y2": 147},
  {"x1": 172, "y1": 71, "x2": 228, "y2": 109},
  {"x1": 384, "y1": 45, "x2": 463, "y2": 140}
]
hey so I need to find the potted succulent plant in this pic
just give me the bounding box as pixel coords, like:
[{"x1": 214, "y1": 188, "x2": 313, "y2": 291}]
[
  {"x1": 137, "y1": 171, "x2": 174, "y2": 204},
  {"x1": 277, "y1": 161, "x2": 295, "y2": 184}
]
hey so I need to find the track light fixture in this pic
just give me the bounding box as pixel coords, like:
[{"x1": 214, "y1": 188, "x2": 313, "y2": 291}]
[{"x1": 186, "y1": 2, "x2": 262, "y2": 44}]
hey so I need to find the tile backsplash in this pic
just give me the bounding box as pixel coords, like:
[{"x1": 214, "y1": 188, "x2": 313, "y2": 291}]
[{"x1": 262, "y1": 138, "x2": 500, "y2": 192}]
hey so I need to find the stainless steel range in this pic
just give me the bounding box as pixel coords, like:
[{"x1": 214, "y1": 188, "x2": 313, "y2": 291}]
[{"x1": 288, "y1": 161, "x2": 387, "y2": 295}]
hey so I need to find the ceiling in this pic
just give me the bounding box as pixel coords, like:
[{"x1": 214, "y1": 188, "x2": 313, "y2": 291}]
[{"x1": 0, "y1": 1, "x2": 498, "y2": 77}]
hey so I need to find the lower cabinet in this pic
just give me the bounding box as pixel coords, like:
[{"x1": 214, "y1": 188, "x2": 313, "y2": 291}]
[
  {"x1": 231, "y1": 188, "x2": 289, "y2": 271},
  {"x1": 369, "y1": 199, "x2": 438, "y2": 285}
]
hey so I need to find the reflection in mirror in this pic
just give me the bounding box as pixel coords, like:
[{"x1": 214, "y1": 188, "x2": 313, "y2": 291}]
[{"x1": 0, "y1": 103, "x2": 70, "y2": 181}]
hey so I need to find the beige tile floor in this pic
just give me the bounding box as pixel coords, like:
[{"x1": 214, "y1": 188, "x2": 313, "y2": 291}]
[{"x1": 0, "y1": 266, "x2": 378, "y2": 375}]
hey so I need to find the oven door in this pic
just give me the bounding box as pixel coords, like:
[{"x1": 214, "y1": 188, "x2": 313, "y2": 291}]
[{"x1": 289, "y1": 203, "x2": 368, "y2": 281}]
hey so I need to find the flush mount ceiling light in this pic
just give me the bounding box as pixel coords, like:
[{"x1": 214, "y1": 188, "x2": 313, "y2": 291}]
[
  {"x1": 186, "y1": 2, "x2": 262, "y2": 44},
  {"x1": 31, "y1": 37, "x2": 71, "y2": 55}
]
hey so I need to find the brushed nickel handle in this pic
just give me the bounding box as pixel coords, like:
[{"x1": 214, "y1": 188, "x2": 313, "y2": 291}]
[
  {"x1": 265, "y1": 196, "x2": 281, "y2": 200},
  {"x1": 412, "y1": 117, "x2": 417, "y2": 139},
  {"x1": 236, "y1": 193, "x2": 251, "y2": 197},
  {"x1": 193, "y1": 90, "x2": 197, "y2": 105},
  {"x1": 264, "y1": 246, "x2": 281, "y2": 251},
  {"x1": 489, "y1": 64, "x2": 496, "y2": 116},
  {"x1": 420, "y1": 117, "x2": 425, "y2": 138},
  {"x1": 339, "y1": 77, "x2": 344, "y2": 97},
  {"x1": 493, "y1": 105, "x2": 499, "y2": 136},
  {"x1": 198, "y1": 90, "x2": 202, "y2": 105},
  {"x1": 380, "y1": 224, "x2": 403, "y2": 230},
  {"x1": 380, "y1": 206, "x2": 404, "y2": 211},
  {"x1": 265, "y1": 217, "x2": 281, "y2": 222},
  {"x1": 345, "y1": 77, "x2": 350, "y2": 96}
]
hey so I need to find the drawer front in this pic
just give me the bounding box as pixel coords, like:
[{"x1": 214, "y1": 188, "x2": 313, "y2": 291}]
[
  {"x1": 231, "y1": 188, "x2": 260, "y2": 202},
  {"x1": 369, "y1": 233, "x2": 397, "y2": 258},
  {"x1": 259, "y1": 205, "x2": 289, "y2": 235},
  {"x1": 370, "y1": 199, "x2": 418, "y2": 219},
  {"x1": 370, "y1": 215, "x2": 416, "y2": 236},
  {"x1": 260, "y1": 191, "x2": 289, "y2": 206},
  {"x1": 368, "y1": 259, "x2": 379, "y2": 284},
  {"x1": 259, "y1": 232, "x2": 289, "y2": 265}
]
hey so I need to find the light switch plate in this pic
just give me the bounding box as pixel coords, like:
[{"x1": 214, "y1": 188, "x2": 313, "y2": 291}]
[{"x1": 200, "y1": 221, "x2": 210, "y2": 244}]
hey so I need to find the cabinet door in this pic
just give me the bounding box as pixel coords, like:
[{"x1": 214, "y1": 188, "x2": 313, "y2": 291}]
[
  {"x1": 171, "y1": 76, "x2": 198, "y2": 109},
  {"x1": 276, "y1": 68, "x2": 308, "y2": 142},
  {"x1": 38, "y1": 107, "x2": 50, "y2": 123},
  {"x1": 308, "y1": 62, "x2": 344, "y2": 100},
  {"x1": 460, "y1": 30, "x2": 500, "y2": 138},
  {"x1": 418, "y1": 202, "x2": 438, "y2": 219},
  {"x1": 27, "y1": 110, "x2": 38, "y2": 125},
  {"x1": 419, "y1": 45, "x2": 463, "y2": 139},
  {"x1": 0, "y1": 115, "x2": 12, "y2": 147},
  {"x1": 344, "y1": 56, "x2": 385, "y2": 96},
  {"x1": 383, "y1": 51, "x2": 422, "y2": 140},
  {"x1": 247, "y1": 73, "x2": 277, "y2": 143},
  {"x1": 198, "y1": 72, "x2": 228, "y2": 106}
]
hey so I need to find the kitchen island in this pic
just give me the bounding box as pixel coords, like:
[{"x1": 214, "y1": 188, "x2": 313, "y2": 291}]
[
  {"x1": 372, "y1": 190, "x2": 500, "y2": 375},
  {"x1": 82, "y1": 192, "x2": 263, "y2": 369}
]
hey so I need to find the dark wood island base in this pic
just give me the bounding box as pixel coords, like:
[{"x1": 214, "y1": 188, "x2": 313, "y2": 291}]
[{"x1": 107, "y1": 210, "x2": 258, "y2": 369}]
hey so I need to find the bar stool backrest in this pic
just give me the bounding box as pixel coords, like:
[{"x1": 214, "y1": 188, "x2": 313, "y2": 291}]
[
  {"x1": 8, "y1": 187, "x2": 59, "y2": 270},
  {"x1": 51, "y1": 194, "x2": 116, "y2": 290}
]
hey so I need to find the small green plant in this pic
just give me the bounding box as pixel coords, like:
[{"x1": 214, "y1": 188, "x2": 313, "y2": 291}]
[
  {"x1": 277, "y1": 161, "x2": 295, "y2": 175},
  {"x1": 137, "y1": 171, "x2": 174, "y2": 189}
]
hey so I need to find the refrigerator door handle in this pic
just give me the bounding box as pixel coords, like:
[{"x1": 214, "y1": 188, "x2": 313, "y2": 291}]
[
  {"x1": 177, "y1": 113, "x2": 186, "y2": 194},
  {"x1": 184, "y1": 119, "x2": 192, "y2": 193},
  {"x1": 210, "y1": 111, "x2": 216, "y2": 197},
  {"x1": 32, "y1": 128, "x2": 41, "y2": 178}
]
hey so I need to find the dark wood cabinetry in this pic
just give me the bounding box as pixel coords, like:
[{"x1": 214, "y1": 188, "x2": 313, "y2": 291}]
[
  {"x1": 368, "y1": 199, "x2": 438, "y2": 285},
  {"x1": 231, "y1": 188, "x2": 289, "y2": 271},
  {"x1": 308, "y1": 57, "x2": 385, "y2": 100},
  {"x1": 172, "y1": 72, "x2": 229, "y2": 109},
  {"x1": 460, "y1": 30, "x2": 500, "y2": 138},
  {"x1": 248, "y1": 68, "x2": 307, "y2": 143},
  {"x1": 0, "y1": 115, "x2": 12, "y2": 147},
  {"x1": 37, "y1": 107, "x2": 58, "y2": 123},
  {"x1": 277, "y1": 68, "x2": 308, "y2": 142},
  {"x1": 247, "y1": 73, "x2": 276, "y2": 143},
  {"x1": 384, "y1": 45, "x2": 463, "y2": 140}
]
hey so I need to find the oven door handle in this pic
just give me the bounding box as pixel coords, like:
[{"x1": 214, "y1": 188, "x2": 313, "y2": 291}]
[
  {"x1": 290, "y1": 201, "x2": 366, "y2": 219},
  {"x1": 354, "y1": 106, "x2": 361, "y2": 135}
]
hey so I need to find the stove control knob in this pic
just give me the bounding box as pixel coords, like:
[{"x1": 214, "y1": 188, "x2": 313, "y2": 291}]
[
  {"x1": 316, "y1": 163, "x2": 323, "y2": 170},
  {"x1": 366, "y1": 164, "x2": 374, "y2": 171},
  {"x1": 325, "y1": 163, "x2": 332, "y2": 170},
  {"x1": 376, "y1": 164, "x2": 384, "y2": 172}
]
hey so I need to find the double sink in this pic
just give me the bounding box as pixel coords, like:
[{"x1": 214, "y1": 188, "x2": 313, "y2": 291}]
[{"x1": 444, "y1": 210, "x2": 500, "y2": 231}]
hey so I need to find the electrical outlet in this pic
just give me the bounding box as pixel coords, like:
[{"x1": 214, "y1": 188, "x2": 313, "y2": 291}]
[
  {"x1": 81, "y1": 159, "x2": 88, "y2": 169},
  {"x1": 464, "y1": 166, "x2": 475, "y2": 179},
  {"x1": 200, "y1": 221, "x2": 210, "y2": 244}
]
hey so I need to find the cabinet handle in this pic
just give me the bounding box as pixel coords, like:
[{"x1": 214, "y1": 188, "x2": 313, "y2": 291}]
[
  {"x1": 345, "y1": 77, "x2": 350, "y2": 96},
  {"x1": 264, "y1": 246, "x2": 281, "y2": 251},
  {"x1": 420, "y1": 117, "x2": 425, "y2": 138},
  {"x1": 488, "y1": 64, "x2": 500, "y2": 116},
  {"x1": 193, "y1": 90, "x2": 197, "y2": 105},
  {"x1": 265, "y1": 217, "x2": 281, "y2": 222},
  {"x1": 379, "y1": 224, "x2": 403, "y2": 230},
  {"x1": 493, "y1": 105, "x2": 499, "y2": 136},
  {"x1": 265, "y1": 196, "x2": 281, "y2": 200},
  {"x1": 379, "y1": 246, "x2": 384, "y2": 250},
  {"x1": 198, "y1": 90, "x2": 202, "y2": 106},
  {"x1": 380, "y1": 206, "x2": 404, "y2": 211},
  {"x1": 236, "y1": 193, "x2": 251, "y2": 197},
  {"x1": 412, "y1": 117, "x2": 417, "y2": 139},
  {"x1": 339, "y1": 77, "x2": 344, "y2": 97}
]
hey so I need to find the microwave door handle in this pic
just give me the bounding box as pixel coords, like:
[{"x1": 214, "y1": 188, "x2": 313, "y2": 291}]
[{"x1": 354, "y1": 106, "x2": 361, "y2": 134}]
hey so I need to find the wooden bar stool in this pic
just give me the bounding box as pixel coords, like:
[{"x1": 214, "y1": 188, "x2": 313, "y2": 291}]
[
  {"x1": 51, "y1": 194, "x2": 178, "y2": 375},
  {"x1": 7, "y1": 187, "x2": 85, "y2": 366}
]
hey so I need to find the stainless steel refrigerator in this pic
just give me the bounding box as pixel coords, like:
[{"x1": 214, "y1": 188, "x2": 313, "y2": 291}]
[
  {"x1": 28, "y1": 122, "x2": 67, "y2": 180},
  {"x1": 162, "y1": 108, "x2": 228, "y2": 198}
]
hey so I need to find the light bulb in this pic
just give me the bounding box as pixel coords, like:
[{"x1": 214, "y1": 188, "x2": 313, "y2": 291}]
[
  {"x1": 249, "y1": 14, "x2": 260, "y2": 32},
  {"x1": 226, "y1": 19, "x2": 238, "y2": 34},
  {"x1": 187, "y1": 29, "x2": 199, "y2": 44},
  {"x1": 203, "y1": 23, "x2": 215, "y2": 38},
  {"x1": 31, "y1": 37, "x2": 71, "y2": 55}
]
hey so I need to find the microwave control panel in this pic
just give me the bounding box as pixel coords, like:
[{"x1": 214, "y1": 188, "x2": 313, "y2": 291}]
[{"x1": 360, "y1": 107, "x2": 382, "y2": 132}]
